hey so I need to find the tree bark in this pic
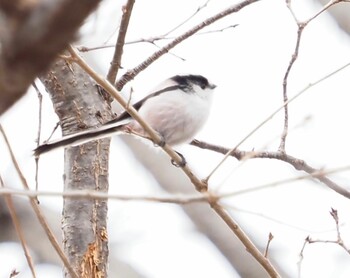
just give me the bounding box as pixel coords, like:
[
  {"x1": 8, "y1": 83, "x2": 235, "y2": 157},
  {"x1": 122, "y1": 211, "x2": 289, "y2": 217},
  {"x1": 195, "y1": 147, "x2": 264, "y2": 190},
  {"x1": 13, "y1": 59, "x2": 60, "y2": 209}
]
[{"x1": 40, "y1": 56, "x2": 113, "y2": 277}]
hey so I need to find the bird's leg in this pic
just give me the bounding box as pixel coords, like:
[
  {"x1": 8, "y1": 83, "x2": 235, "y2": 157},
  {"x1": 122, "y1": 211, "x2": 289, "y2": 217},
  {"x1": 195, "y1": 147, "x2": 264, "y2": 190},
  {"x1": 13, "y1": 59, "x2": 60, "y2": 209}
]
[{"x1": 171, "y1": 151, "x2": 187, "y2": 167}]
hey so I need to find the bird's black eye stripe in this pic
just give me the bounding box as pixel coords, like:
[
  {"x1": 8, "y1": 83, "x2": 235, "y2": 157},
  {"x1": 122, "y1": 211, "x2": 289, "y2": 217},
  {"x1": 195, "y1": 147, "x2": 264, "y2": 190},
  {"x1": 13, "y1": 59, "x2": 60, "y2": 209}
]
[{"x1": 171, "y1": 75, "x2": 210, "y2": 91}]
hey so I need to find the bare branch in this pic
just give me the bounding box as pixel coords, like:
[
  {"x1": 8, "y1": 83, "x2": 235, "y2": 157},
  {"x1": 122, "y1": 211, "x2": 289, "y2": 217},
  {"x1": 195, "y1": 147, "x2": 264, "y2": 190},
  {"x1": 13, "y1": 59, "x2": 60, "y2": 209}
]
[
  {"x1": 107, "y1": 0, "x2": 135, "y2": 85},
  {"x1": 279, "y1": 24, "x2": 304, "y2": 152}
]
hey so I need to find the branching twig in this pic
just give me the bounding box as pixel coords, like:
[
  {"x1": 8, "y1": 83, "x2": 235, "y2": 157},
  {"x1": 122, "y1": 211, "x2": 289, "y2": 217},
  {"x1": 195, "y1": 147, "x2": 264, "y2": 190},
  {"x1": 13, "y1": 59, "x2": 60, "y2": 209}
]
[
  {"x1": 298, "y1": 208, "x2": 350, "y2": 276},
  {"x1": 280, "y1": 0, "x2": 347, "y2": 152},
  {"x1": 328, "y1": 208, "x2": 350, "y2": 253},
  {"x1": 0, "y1": 125, "x2": 79, "y2": 278},
  {"x1": 116, "y1": 0, "x2": 261, "y2": 90}
]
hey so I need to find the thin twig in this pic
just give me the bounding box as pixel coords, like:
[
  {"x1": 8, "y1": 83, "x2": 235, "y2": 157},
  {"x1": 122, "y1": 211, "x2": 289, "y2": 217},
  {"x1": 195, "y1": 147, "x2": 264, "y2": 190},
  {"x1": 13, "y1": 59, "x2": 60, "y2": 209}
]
[
  {"x1": 297, "y1": 236, "x2": 309, "y2": 278},
  {"x1": 279, "y1": 24, "x2": 304, "y2": 152},
  {"x1": 116, "y1": 0, "x2": 261, "y2": 90},
  {"x1": 304, "y1": 0, "x2": 347, "y2": 25},
  {"x1": 46, "y1": 122, "x2": 60, "y2": 142},
  {"x1": 264, "y1": 233, "x2": 274, "y2": 258},
  {"x1": 32, "y1": 82, "x2": 42, "y2": 195},
  {"x1": 329, "y1": 208, "x2": 350, "y2": 253},
  {"x1": 0, "y1": 188, "x2": 207, "y2": 203},
  {"x1": 0, "y1": 175, "x2": 37, "y2": 278},
  {"x1": 106, "y1": 0, "x2": 135, "y2": 84},
  {"x1": 163, "y1": 0, "x2": 211, "y2": 36},
  {"x1": 0, "y1": 125, "x2": 79, "y2": 278},
  {"x1": 298, "y1": 209, "x2": 350, "y2": 277},
  {"x1": 78, "y1": 25, "x2": 237, "y2": 51}
]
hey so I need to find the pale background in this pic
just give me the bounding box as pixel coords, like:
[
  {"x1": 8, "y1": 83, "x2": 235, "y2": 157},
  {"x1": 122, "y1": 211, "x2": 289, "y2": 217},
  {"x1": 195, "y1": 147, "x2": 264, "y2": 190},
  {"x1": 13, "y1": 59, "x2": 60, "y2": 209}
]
[{"x1": 1, "y1": 0, "x2": 350, "y2": 277}]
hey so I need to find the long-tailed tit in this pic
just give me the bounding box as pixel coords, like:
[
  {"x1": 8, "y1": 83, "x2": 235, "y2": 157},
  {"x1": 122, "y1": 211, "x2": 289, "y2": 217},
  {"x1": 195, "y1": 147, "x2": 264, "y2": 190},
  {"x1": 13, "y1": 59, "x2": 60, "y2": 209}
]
[{"x1": 34, "y1": 74, "x2": 216, "y2": 156}]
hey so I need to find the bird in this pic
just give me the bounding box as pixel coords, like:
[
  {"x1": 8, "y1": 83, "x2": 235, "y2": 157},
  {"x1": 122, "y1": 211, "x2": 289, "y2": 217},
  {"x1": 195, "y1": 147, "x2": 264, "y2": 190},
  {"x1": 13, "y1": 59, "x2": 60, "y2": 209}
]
[{"x1": 34, "y1": 74, "x2": 216, "y2": 156}]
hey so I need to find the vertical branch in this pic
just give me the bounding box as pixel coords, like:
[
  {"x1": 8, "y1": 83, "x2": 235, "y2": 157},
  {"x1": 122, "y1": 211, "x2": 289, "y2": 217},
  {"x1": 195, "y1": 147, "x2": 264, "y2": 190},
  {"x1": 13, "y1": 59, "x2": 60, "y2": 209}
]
[
  {"x1": 280, "y1": 0, "x2": 347, "y2": 152},
  {"x1": 32, "y1": 82, "x2": 43, "y2": 192},
  {"x1": 107, "y1": 0, "x2": 135, "y2": 86},
  {"x1": 279, "y1": 24, "x2": 304, "y2": 153}
]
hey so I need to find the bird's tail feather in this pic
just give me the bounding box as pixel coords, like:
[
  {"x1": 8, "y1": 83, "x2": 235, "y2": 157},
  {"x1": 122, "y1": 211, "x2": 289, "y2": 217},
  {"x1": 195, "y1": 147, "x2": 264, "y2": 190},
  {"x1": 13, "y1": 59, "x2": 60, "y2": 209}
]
[{"x1": 34, "y1": 124, "x2": 124, "y2": 156}]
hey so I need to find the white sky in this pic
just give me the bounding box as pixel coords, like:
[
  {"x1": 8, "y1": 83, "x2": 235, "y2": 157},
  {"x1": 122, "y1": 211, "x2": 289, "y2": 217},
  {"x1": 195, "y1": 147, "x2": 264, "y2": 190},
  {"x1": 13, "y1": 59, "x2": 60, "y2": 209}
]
[{"x1": 1, "y1": 0, "x2": 350, "y2": 277}]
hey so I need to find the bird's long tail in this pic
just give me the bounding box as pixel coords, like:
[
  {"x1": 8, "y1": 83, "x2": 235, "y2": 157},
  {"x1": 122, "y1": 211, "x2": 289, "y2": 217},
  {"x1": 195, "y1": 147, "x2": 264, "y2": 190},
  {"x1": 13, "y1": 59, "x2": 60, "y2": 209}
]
[{"x1": 34, "y1": 124, "x2": 125, "y2": 156}]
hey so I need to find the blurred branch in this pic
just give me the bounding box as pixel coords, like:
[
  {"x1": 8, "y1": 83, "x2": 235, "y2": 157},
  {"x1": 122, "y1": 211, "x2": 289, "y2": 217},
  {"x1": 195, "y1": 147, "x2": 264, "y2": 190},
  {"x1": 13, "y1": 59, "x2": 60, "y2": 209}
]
[
  {"x1": 1, "y1": 163, "x2": 349, "y2": 201},
  {"x1": 116, "y1": 0, "x2": 261, "y2": 90},
  {"x1": 0, "y1": 0, "x2": 101, "y2": 115},
  {"x1": 317, "y1": 0, "x2": 350, "y2": 33}
]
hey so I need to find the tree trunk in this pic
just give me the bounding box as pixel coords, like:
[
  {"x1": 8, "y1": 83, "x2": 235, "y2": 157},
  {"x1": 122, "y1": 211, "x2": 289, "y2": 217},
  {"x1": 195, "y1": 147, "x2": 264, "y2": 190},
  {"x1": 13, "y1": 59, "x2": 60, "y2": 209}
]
[{"x1": 40, "y1": 56, "x2": 113, "y2": 277}]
